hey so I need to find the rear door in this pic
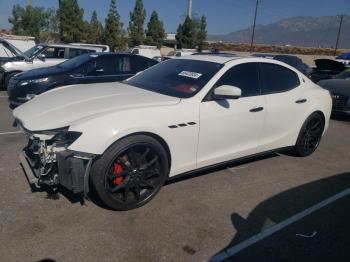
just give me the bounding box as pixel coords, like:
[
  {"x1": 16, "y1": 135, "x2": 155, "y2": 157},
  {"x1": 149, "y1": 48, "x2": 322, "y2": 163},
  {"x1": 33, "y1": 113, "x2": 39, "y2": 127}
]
[
  {"x1": 197, "y1": 63, "x2": 266, "y2": 167},
  {"x1": 258, "y1": 62, "x2": 309, "y2": 151}
]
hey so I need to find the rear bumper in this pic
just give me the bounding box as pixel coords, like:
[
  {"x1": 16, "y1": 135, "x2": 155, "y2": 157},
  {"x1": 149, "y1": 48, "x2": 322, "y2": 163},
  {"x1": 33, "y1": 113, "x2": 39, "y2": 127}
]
[{"x1": 20, "y1": 147, "x2": 95, "y2": 195}]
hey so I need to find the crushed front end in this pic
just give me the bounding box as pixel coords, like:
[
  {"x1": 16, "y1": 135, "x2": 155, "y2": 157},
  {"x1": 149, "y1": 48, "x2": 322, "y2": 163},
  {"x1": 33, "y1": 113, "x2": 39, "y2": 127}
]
[{"x1": 18, "y1": 121, "x2": 95, "y2": 196}]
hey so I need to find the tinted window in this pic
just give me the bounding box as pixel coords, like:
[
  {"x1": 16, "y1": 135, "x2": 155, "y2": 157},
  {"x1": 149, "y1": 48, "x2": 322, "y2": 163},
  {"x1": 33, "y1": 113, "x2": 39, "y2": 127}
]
[
  {"x1": 260, "y1": 63, "x2": 300, "y2": 94},
  {"x1": 68, "y1": 48, "x2": 94, "y2": 58},
  {"x1": 89, "y1": 55, "x2": 132, "y2": 75},
  {"x1": 95, "y1": 56, "x2": 117, "y2": 75},
  {"x1": 131, "y1": 56, "x2": 157, "y2": 73},
  {"x1": 215, "y1": 63, "x2": 260, "y2": 97},
  {"x1": 126, "y1": 59, "x2": 223, "y2": 98},
  {"x1": 42, "y1": 47, "x2": 65, "y2": 58},
  {"x1": 116, "y1": 56, "x2": 131, "y2": 73},
  {"x1": 58, "y1": 54, "x2": 93, "y2": 70}
]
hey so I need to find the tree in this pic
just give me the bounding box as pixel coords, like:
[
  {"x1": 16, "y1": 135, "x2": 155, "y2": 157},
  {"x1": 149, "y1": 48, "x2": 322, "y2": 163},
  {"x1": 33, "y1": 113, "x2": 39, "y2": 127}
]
[
  {"x1": 195, "y1": 16, "x2": 207, "y2": 52},
  {"x1": 176, "y1": 16, "x2": 195, "y2": 49},
  {"x1": 104, "y1": 0, "x2": 127, "y2": 51},
  {"x1": 58, "y1": 0, "x2": 85, "y2": 42},
  {"x1": 128, "y1": 0, "x2": 146, "y2": 46},
  {"x1": 87, "y1": 10, "x2": 103, "y2": 44},
  {"x1": 175, "y1": 23, "x2": 184, "y2": 49},
  {"x1": 8, "y1": 5, "x2": 49, "y2": 40},
  {"x1": 145, "y1": 11, "x2": 165, "y2": 48},
  {"x1": 39, "y1": 7, "x2": 60, "y2": 43}
]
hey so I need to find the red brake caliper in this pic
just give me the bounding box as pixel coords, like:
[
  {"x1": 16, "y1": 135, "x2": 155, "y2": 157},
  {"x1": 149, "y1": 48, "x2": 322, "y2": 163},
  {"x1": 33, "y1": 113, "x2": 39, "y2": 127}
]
[{"x1": 112, "y1": 162, "x2": 124, "y2": 186}]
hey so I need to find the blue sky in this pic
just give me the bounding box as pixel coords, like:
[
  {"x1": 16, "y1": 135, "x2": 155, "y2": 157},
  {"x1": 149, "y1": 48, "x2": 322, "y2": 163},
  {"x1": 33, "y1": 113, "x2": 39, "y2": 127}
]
[{"x1": 0, "y1": 0, "x2": 349, "y2": 34}]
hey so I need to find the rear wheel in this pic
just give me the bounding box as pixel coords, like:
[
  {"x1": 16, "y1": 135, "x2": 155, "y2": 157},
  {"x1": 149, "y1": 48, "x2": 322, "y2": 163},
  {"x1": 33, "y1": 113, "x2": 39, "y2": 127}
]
[
  {"x1": 292, "y1": 112, "x2": 324, "y2": 157},
  {"x1": 90, "y1": 135, "x2": 169, "y2": 210}
]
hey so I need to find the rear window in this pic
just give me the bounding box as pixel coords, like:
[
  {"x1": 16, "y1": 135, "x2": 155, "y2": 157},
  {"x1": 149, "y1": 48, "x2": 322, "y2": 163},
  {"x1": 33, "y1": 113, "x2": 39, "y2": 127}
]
[
  {"x1": 260, "y1": 63, "x2": 300, "y2": 94},
  {"x1": 126, "y1": 59, "x2": 223, "y2": 98}
]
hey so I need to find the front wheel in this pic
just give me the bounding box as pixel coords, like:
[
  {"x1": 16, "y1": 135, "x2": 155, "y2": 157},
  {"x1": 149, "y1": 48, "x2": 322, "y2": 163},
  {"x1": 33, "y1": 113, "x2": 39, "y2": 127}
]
[
  {"x1": 90, "y1": 135, "x2": 169, "y2": 210},
  {"x1": 292, "y1": 112, "x2": 325, "y2": 157}
]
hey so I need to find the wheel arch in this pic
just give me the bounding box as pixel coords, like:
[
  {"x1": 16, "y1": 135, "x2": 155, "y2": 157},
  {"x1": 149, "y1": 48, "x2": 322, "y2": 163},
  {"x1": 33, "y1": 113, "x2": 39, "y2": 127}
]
[{"x1": 103, "y1": 131, "x2": 172, "y2": 171}]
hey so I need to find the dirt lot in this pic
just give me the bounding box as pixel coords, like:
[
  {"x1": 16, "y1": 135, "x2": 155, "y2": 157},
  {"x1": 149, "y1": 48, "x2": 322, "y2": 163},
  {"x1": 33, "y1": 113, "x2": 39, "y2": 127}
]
[{"x1": 0, "y1": 91, "x2": 350, "y2": 262}]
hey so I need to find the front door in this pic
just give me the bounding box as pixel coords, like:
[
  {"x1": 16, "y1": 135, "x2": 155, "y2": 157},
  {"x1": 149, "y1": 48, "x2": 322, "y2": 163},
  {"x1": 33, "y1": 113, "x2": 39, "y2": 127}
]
[{"x1": 197, "y1": 63, "x2": 266, "y2": 168}]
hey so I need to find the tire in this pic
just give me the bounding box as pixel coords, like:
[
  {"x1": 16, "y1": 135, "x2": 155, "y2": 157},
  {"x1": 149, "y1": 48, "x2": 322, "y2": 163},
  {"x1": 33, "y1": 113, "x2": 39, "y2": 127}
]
[
  {"x1": 90, "y1": 135, "x2": 169, "y2": 211},
  {"x1": 292, "y1": 112, "x2": 325, "y2": 157}
]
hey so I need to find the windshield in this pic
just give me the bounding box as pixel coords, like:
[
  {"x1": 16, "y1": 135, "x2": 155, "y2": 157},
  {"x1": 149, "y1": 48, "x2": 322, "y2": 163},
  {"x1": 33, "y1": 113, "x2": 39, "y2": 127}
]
[
  {"x1": 126, "y1": 59, "x2": 223, "y2": 98},
  {"x1": 23, "y1": 45, "x2": 45, "y2": 58},
  {"x1": 57, "y1": 54, "x2": 93, "y2": 70}
]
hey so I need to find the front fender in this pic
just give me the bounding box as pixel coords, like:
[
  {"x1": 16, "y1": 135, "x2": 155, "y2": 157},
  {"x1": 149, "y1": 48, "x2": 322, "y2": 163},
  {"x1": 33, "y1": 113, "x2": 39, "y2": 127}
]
[{"x1": 68, "y1": 101, "x2": 200, "y2": 176}]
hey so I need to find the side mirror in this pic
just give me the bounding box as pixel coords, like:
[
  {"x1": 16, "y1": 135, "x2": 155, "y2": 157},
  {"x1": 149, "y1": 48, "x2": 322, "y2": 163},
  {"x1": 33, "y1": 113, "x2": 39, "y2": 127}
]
[
  {"x1": 37, "y1": 54, "x2": 46, "y2": 61},
  {"x1": 213, "y1": 85, "x2": 242, "y2": 100}
]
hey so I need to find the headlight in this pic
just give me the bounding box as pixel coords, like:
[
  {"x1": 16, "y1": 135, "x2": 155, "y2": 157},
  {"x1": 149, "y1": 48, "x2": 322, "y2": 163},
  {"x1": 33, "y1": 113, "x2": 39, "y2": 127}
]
[
  {"x1": 20, "y1": 77, "x2": 48, "y2": 86},
  {"x1": 50, "y1": 130, "x2": 82, "y2": 147}
]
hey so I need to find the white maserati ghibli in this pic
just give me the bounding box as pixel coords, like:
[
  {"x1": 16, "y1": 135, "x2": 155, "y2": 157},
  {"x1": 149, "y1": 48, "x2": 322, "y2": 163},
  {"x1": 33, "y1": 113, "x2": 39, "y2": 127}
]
[{"x1": 13, "y1": 54, "x2": 332, "y2": 210}]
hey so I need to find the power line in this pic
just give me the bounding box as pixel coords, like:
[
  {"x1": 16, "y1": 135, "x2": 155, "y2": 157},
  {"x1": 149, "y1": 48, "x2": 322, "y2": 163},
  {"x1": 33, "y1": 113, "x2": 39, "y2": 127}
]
[
  {"x1": 250, "y1": 0, "x2": 259, "y2": 52},
  {"x1": 334, "y1": 14, "x2": 344, "y2": 55}
]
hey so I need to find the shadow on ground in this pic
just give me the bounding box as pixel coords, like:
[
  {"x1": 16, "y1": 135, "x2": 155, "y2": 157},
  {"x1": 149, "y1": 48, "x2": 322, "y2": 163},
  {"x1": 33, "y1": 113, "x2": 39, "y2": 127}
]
[{"x1": 212, "y1": 172, "x2": 350, "y2": 261}]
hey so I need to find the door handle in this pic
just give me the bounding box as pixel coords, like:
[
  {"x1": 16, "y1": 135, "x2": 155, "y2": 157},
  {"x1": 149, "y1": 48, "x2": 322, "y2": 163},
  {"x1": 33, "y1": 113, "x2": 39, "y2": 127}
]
[
  {"x1": 249, "y1": 107, "x2": 264, "y2": 112},
  {"x1": 295, "y1": 99, "x2": 307, "y2": 104}
]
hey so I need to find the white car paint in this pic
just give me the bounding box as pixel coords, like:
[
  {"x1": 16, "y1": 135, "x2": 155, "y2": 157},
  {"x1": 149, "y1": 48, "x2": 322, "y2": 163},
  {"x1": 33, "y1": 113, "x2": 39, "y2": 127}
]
[{"x1": 13, "y1": 55, "x2": 332, "y2": 177}]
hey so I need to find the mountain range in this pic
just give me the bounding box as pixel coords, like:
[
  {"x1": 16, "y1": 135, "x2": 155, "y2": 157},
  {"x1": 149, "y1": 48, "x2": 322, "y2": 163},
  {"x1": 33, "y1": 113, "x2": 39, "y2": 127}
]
[{"x1": 208, "y1": 16, "x2": 350, "y2": 48}]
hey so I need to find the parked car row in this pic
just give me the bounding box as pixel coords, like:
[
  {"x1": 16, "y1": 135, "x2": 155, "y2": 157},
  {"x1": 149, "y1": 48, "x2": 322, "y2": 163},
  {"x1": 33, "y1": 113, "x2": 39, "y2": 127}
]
[
  {"x1": 7, "y1": 52, "x2": 158, "y2": 108},
  {"x1": 12, "y1": 50, "x2": 333, "y2": 211},
  {"x1": 0, "y1": 43, "x2": 107, "y2": 90}
]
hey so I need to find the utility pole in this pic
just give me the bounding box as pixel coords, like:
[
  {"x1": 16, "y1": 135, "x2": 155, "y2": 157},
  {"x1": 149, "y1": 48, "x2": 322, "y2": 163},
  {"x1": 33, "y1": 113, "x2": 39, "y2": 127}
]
[
  {"x1": 334, "y1": 14, "x2": 344, "y2": 56},
  {"x1": 187, "y1": 0, "x2": 192, "y2": 19},
  {"x1": 27, "y1": 0, "x2": 32, "y2": 7},
  {"x1": 250, "y1": 0, "x2": 259, "y2": 53}
]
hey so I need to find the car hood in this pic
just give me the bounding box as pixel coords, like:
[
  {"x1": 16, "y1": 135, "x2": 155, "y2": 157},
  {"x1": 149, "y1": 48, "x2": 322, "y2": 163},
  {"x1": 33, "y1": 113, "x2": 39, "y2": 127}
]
[
  {"x1": 318, "y1": 79, "x2": 350, "y2": 95},
  {"x1": 14, "y1": 65, "x2": 67, "y2": 80},
  {"x1": 315, "y1": 59, "x2": 345, "y2": 72},
  {"x1": 13, "y1": 82, "x2": 181, "y2": 131}
]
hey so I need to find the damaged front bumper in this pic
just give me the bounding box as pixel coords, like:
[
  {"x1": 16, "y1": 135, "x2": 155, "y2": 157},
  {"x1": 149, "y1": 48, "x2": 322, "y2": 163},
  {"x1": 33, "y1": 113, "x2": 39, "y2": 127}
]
[{"x1": 20, "y1": 135, "x2": 95, "y2": 197}]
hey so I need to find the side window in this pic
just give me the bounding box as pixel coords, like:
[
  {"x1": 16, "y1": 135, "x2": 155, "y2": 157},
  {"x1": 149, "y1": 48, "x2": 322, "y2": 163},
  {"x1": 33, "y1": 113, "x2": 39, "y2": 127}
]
[
  {"x1": 93, "y1": 56, "x2": 132, "y2": 75},
  {"x1": 260, "y1": 63, "x2": 300, "y2": 94},
  {"x1": 215, "y1": 63, "x2": 260, "y2": 97},
  {"x1": 94, "y1": 56, "x2": 115, "y2": 75},
  {"x1": 68, "y1": 48, "x2": 93, "y2": 58},
  {"x1": 131, "y1": 56, "x2": 157, "y2": 73},
  {"x1": 41, "y1": 47, "x2": 65, "y2": 59},
  {"x1": 116, "y1": 56, "x2": 131, "y2": 73}
]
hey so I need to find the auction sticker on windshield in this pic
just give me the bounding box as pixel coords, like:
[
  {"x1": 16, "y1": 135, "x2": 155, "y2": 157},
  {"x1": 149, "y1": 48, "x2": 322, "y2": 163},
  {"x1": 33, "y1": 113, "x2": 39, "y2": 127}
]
[{"x1": 178, "y1": 71, "x2": 202, "y2": 79}]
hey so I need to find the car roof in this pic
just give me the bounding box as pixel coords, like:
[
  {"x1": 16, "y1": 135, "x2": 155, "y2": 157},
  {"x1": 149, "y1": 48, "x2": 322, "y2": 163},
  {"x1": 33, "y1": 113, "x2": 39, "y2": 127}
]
[
  {"x1": 37, "y1": 43, "x2": 103, "y2": 50},
  {"x1": 180, "y1": 54, "x2": 244, "y2": 64}
]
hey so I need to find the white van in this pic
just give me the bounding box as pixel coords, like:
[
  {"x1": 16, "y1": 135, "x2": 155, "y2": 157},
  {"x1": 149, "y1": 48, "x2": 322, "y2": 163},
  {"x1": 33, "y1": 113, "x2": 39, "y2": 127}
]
[{"x1": 128, "y1": 45, "x2": 161, "y2": 60}]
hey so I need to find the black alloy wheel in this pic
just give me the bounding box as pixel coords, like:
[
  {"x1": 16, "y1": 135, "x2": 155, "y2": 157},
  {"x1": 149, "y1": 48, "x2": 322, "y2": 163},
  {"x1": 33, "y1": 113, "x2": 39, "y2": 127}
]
[
  {"x1": 90, "y1": 135, "x2": 169, "y2": 210},
  {"x1": 293, "y1": 113, "x2": 324, "y2": 157}
]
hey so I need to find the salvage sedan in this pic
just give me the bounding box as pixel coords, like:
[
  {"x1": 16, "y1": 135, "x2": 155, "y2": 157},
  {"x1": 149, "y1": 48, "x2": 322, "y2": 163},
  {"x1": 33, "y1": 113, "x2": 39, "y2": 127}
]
[{"x1": 13, "y1": 55, "x2": 332, "y2": 210}]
